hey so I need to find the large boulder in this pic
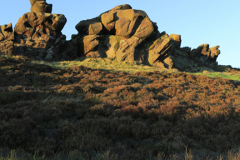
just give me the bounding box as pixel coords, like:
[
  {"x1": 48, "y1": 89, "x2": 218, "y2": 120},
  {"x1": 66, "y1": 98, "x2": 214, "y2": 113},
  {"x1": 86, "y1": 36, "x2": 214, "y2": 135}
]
[
  {"x1": 71, "y1": 4, "x2": 221, "y2": 71},
  {"x1": 76, "y1": 17, "x2": 103, "y2": 35},
  {"x1": 148, "y1": 35, "x2": 173, "y2": 66},
  {"x1": 14, "y1": 12, "x2": 67, "y2": 60},
  {"x1": 0, "y1": 1, "x2": 78, "y2": 61},
  {"x1": 79, "y1": 35, "x2": 102, "y2": 57},
  {"x1": 74, "y1": 4, "x2": 156, "y2": 62},
  {"x1": 30, "y1": 0, "x2": 52, "y2": 13},
  {"x1": 101, "y1": 8, "x2": 154, "y2": 38}
]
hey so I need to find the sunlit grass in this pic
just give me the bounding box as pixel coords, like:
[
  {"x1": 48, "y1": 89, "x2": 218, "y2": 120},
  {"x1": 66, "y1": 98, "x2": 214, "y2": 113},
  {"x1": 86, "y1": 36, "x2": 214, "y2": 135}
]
[
  {"x1": 29, "y1": 56, "x2": 240, "y2": 82},
  {"x1": 1, "y1": 54, "x2": 239, "y2": 82},
  {"x1": 30, "y1": 57, "x2": 179, "y2": 74},
  {"x1": 191, "y1": 72, "x2": 240, "y2": 82}
]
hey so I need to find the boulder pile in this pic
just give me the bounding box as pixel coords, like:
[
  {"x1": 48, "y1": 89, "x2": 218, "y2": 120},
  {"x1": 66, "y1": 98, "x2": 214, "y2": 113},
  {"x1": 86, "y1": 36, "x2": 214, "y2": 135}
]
[
  {"x1": 71, "y1": 4, "x2": 220, "y2": 71},
  {"x1": 0, "y1": 3, "x2": 221, "y2": 72},
  {"x1": 0, "y1": 0, "x2": 77, "y2": 61}
]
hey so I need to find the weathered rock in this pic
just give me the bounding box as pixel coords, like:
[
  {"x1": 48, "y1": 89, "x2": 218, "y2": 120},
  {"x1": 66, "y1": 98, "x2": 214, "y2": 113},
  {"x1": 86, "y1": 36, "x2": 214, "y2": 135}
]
[
  {"x1": 116, "y1": 36, "x2": 143, "y2": 62},
  {"x1": 209, "y1": 45, "x2": 220, "y2": 59},
  {"x1": 30, "y1": 0, "x2": 52, "y2": 13},
  {"x1": 74, "y1": 4, "x2": 156, "y2": 64},
  {"x1": 0, "y1": 3, "x2": 221, "y2": 71},
  {"x1": 0, "y1": 23, "x2": 14, "y2": 41},
  {"x1": 109, "y1": 4, "x2": 132, "y2": 12},
  {"x1": 104, "y1": 35, "x2": 120, "y2": 59},
  {"x1": 8, "y1": 11, "x2": 68, "y2": 60},
  {"x1": 170, "y1": 34, "x2": 181, "y2": 49},
  {"x1": 148, "y1": 35, "x2": 173, "y2": 65},
  {"x1": 76, "y1": 17, "x2": 103, "y2": 35},
  {"x1": 79, "y1": 35, "x2": 101, "y2": 57},
  {"x1": 190, "y1": 44, "x2": 220, "y2": 67},
  {"x1": 14, "y1": 12, "x2": 66, "y2": 49},
  {"x1": 71, "y1": 4, "x2": 221, "y2": 71},
  {"x1": 44, "y1": 35, "x2": 66, "y2": 61},
  {"x1": 101, "y1": 4, "x2": 132, "y2": 33},
  {"x1": 101, "y1": 7, "x2": 154, "y2": 38},
  {"x1": 0, "y1": 1, "x2": 79, "y2": 61}
]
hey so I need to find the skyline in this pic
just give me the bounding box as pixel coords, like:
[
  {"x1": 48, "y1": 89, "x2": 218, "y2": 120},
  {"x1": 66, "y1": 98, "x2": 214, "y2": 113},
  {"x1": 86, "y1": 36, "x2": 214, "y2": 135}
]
[{"x1": 1, "y1": 0, "x2": 239, "y2": 68}]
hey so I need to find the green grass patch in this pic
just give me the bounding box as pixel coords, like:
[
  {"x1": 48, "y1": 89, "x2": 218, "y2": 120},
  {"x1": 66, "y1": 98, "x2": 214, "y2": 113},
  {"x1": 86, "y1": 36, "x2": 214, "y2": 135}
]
[
  {"x1": 31, "y1": 57, "x2": 179, "y2": 74},
  {"x1": 30, "y1": 56, "x2": 240, "y2": 82},
  {"x1": 190, "y1": 72, "x2": 240, "y2": 82}
]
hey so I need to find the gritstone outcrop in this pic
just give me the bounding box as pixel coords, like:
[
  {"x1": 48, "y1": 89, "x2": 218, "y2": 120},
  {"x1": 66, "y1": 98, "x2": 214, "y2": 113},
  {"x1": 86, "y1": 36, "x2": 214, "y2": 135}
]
[{"x1": 0, "y1": 3, "x2": 221, "y2": 72}]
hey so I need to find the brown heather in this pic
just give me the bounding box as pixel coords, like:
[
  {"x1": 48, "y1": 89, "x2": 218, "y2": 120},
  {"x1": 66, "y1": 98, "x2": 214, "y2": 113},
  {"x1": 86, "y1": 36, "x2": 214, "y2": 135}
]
[{"x1": 1, "y1": 56, "x2": 240, "y2": 159}]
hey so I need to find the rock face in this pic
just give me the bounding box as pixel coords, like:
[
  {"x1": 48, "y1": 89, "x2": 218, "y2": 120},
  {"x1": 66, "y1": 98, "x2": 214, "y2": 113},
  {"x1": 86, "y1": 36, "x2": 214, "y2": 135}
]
[{"x1": 71, "y1": 4, "x2": 221, "y2": 71}]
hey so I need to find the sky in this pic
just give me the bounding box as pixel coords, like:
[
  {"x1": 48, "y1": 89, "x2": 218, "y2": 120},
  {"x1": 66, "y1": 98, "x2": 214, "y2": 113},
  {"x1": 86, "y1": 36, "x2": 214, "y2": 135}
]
[{"x1": 1, "y1": 0, "x2": 239, "y2": 68}]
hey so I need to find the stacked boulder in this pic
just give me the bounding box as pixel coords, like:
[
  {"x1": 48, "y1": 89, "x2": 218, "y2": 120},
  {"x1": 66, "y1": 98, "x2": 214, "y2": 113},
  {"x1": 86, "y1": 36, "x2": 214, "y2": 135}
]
[
  {"x1": 72, "y1": 4, "x2": 220, "y2": 71},
  {"x1": 0, "y1": 0, "x2": 77, "y2": 60},
  {"x1": 72, "y1": 4, "x2": 158, "y2": 61}
]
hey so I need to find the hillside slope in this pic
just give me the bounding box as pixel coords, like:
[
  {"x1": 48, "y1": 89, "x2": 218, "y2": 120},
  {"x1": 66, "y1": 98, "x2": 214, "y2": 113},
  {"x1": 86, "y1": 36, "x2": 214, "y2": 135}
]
[{"x1": 0, "y1": 55, "x2": 240, "y2": 159}]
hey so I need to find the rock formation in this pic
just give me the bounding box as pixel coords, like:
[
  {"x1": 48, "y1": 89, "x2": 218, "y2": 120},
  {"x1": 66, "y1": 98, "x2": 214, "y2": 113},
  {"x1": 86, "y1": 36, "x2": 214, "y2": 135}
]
[
  {"x1": 71, "y1": 4, "x2": 220, "y2": 71},
  {"x1": 14, "y1": 12, "x2": 67, "y2": 59},
  {"x1": 0, "y1": 0, "x2": 78, "y2": 60},
  {"x1": 0, "y1": 3, "x2": 221, "y2": 72}
]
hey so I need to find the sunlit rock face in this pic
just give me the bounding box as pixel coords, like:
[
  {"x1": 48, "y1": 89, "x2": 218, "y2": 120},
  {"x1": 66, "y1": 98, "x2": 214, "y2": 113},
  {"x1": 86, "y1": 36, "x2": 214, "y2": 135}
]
[
  {"x1": 72, "y1": 4, "x2": 220, "y2": 71},
  {"x1": 30, "y1": 0, "x2": 52, "y2": 13}
]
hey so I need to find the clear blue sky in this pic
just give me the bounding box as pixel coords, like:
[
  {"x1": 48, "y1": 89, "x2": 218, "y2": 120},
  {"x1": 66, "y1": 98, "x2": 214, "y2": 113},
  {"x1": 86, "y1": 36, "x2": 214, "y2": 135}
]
[{"x1": 1, "y1": 0, "x2": 239, "y2": 68}]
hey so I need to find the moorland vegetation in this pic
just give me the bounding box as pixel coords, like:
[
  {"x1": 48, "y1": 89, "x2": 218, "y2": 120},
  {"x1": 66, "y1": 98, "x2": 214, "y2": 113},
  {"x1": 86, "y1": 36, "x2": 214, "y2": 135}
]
[{"x1": 0, "y1": 55, "x2": 240, "y2": 160}]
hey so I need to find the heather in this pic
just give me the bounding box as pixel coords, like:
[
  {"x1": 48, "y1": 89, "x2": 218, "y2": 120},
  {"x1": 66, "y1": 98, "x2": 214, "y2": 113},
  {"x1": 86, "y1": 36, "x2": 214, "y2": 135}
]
[{"x1": 0, "y1": 55, "x2": 240, "y2": 159}]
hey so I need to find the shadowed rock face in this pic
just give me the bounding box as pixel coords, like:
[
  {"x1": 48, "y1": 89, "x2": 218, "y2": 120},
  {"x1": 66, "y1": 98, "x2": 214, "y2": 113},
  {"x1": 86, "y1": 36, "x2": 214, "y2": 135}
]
[
  {"x1": 0, "y1": 24, "x2": 14, "y2": 55},
  {"x1": 29, "y1": 0, "x2": 52, "y2": 13},
  {"x1": 0, "y1": 23, "x2": 14, "y2": 41},
  {"x1": 0, "y1": 1, "x2": 75, "y2": 61},
  {"x1": 13, "y1": 12, "x2": 69, "y2": 60}
]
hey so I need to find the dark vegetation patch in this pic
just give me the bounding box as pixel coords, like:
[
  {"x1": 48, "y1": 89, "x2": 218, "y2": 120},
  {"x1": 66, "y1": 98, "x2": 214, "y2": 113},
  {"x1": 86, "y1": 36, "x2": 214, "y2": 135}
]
[{"x1": 1, "y1": 56, "x2": 240, "y2": 159}]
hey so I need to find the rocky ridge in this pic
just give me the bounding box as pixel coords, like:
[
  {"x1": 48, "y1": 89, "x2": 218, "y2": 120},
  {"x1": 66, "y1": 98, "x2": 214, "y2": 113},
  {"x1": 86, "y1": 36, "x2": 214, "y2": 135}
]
[{"x1": 0, "y1": 2, "x2": 220, "y2": 72}]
